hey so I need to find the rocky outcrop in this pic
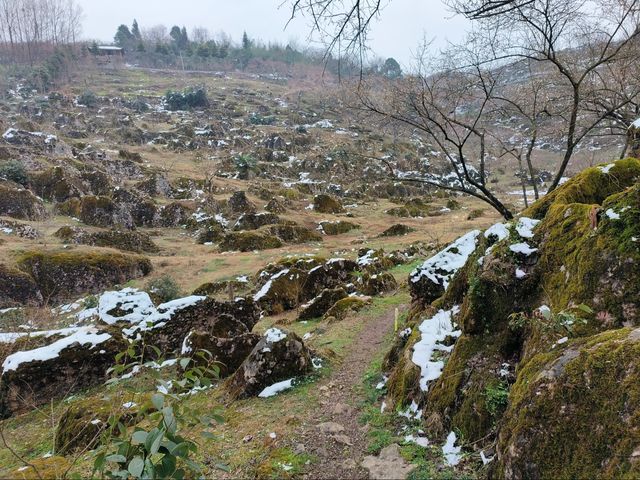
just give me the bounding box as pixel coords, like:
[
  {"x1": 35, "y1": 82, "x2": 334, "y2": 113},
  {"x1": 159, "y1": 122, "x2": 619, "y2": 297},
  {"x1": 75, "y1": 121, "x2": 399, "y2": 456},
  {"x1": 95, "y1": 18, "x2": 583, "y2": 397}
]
[
  {"x1": 233, "y1": 212, "x2": 281, "y2": 231},
  {"x1": 0, "y1": 263, "x2": 43, "y2": 308},
  {"x1": 379, "y1": 224, "x2": 415, "y2": 237},
  {"x1": 313, "y1": 194, "x2": 344, "y2": 213},
  {"x1": 0, "y1": 183, "x2": 47, "y2": 220},
  {"x1": 16, "y1": 250, "x2": 152, "y2": 303},
  {"x1": 319, "y1": 220, "x2": 360, "y2": 235},
  {"x1": 359, "y1": 272, "x2": 398, "y2": 296},
  {"x1": 219, "y1": 231, "x2": 283, "y2": 252},
  {"x1": 228, "y1": 191, "x2": 256, "y2": 214},
  {"x1": 0, "y1": 326, "x2": 127, "y2": 418},
  {"x1": 54, "y1": 226, "x2": 159, "y2": 253},
  {"x1": 224, "y1": 328, "x2": 313, "y2": 399},
  {"x1": 382, "y1": 159, "x2": 640, "y2": 478}
]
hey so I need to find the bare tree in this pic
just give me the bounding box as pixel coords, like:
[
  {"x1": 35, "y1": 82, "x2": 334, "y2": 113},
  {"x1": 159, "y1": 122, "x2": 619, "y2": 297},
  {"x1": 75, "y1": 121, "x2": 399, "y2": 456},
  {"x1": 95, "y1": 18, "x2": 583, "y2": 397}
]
[{"x1": 357, "y1": 47, "x2": 518, "y2": 219}]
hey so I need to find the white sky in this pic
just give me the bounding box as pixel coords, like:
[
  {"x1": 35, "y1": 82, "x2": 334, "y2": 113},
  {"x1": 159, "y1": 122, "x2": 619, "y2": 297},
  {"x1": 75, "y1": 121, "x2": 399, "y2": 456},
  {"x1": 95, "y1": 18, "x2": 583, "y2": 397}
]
[{"x1": 76, "y1": 0, "x2": 469, "y2": 67}]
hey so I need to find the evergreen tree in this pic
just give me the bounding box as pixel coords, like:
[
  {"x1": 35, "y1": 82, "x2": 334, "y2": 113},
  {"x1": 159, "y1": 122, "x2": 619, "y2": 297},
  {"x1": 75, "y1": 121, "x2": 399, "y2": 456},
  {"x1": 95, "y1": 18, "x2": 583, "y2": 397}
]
[
  {"x1": 131, "y1": 19, "x2": 142, "y2": 40},
  {"x1": 89, "y1": 41, "x2": 99, "y2": 55},
  {"x1": 114, "y1": 24, "x2": 134, "y2": 48},
  {"x1": 381, "y1": 57, "x2": 402, "y2": 78},
  {"x1": 242, "y1": 31, "x2": 252, "y2": 50}
]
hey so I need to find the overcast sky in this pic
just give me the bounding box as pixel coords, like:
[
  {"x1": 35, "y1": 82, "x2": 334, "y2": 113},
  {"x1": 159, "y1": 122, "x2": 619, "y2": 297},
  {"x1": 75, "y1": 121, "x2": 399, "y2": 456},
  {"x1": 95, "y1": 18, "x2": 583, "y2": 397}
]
[{"x1": 76, "y1": 0, "x2": 469, "y2": 67}]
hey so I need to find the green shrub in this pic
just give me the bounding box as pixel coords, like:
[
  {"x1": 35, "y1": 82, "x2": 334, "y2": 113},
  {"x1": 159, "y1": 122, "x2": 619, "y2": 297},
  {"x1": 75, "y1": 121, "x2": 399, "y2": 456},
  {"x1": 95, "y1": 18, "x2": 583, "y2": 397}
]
[
  {"x1": 0, "y1": 160, "x2": 28, "y2": 185},
  {"x1": 147, "y1": 275, "x2": 181, "y2": 303},
  {"x1": 77, "y1": 90, "x2": 99, "y2": 107},
  {"x1": 164, "y1": 87, "x2": 208, "y2": 110}
]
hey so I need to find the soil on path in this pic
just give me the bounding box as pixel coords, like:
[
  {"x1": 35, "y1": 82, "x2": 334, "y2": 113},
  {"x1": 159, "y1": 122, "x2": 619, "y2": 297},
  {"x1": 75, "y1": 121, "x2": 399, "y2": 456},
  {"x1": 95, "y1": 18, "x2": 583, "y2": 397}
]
[{"x1": 296, "y1": 306, "x2": 403, "y2": 479}]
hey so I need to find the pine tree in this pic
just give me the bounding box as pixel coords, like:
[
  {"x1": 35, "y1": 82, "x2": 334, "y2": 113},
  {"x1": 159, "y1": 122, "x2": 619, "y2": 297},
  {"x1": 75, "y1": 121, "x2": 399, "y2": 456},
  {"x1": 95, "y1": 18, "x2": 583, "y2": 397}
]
[
  {"x1": 131, "y1": 19, "x2": 141, "y2": 40},
  {"x1": 114, "y1": 25, "x2": 134, "y2": 48}
]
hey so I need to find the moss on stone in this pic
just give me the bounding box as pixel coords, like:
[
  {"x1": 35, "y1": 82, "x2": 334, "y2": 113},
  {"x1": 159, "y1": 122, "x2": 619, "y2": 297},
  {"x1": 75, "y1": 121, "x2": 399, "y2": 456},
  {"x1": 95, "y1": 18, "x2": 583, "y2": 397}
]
[
  {"x1": 9, "y1": 456, "x2": 70, "y2": 479},
  {"x1": 219, "y1": 231, "x2": 283, "y2": 252}
]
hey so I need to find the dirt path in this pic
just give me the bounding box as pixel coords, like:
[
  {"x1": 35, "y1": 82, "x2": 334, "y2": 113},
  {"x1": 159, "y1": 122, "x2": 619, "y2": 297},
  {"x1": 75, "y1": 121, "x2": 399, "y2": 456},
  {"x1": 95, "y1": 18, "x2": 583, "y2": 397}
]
[{"x1": 296, "y1": 307, "x2": 401, "y2": 479}]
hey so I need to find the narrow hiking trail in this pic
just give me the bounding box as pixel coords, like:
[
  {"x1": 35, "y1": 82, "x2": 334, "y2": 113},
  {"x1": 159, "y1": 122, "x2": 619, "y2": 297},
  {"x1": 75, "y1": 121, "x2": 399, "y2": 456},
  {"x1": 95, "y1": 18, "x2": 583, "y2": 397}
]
[{"x1": 295, "y1": 306, "x2": 403, "y2": 479}]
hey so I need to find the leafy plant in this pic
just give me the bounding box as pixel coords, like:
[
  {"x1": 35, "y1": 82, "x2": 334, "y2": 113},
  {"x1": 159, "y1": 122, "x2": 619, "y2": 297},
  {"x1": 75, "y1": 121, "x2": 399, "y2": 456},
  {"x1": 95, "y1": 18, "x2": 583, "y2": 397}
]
[
  {"x1": 77, "y1": 90, "x2": 99, "y2": 108},
  {"x1": 93, "y1": 343, "x2": 223, "y2": 479},
  {"x1": 147, "y1": 275, "x2": 181, "y2": 303},
  {"x1": 508, "y1": 304, "x2": 593, "y2": 335},
  {"x1": 0, "y1": 160, "x2": 28, "y2": 185},
  {"x1": 485, "y1": 381, "x2": 509, "y2": 416}
]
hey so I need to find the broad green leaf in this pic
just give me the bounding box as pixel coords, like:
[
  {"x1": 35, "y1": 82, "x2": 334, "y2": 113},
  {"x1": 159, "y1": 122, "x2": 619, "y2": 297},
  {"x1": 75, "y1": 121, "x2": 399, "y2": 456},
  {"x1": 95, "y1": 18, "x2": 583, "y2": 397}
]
[
  {"x1": 128, "y1": 457, "x2": 144, "y2": 478},
  {"x1": 131, "y1": 430, "x2": 148, "y2": 445},
  {"x1": 151, "y1": 393, "x2": 164, "y2": 411}
]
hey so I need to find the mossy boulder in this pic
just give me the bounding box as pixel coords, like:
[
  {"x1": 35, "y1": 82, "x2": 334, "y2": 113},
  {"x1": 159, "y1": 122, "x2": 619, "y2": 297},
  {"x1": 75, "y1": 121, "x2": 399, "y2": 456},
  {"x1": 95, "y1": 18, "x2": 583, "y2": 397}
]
[
  {"x1": 77, "y1": 195, "x2": 134, "y2": 229},
  {"x1": 0, "y1": 327, "x2": 127, "y2": 418},
  {"x1": 17, "y1": 250, "x2": 152, "y2": 303},
  {"x1": 135, "y1": 172, "x2": 172, "y2": 197},
  {"x1": 156, "y1": 201, "x2": 194, "y2": 227},
  {"x1": 124, "y1": 297, "x2": 260, "y2": 358},
  {"x1": 0, "y1": 263, "x2": 42, "y2": 308},
  {"x1": 379, "y1": 223, "x2": 415, "y2": 237},
  {"x1": 227, "y1": 191, "x2": 256, "y2": 214},
  {"x1": 385, "y1": 198, "x2": 436, "y2": 218},
  {"x1": 319, "y1": 220, "x2": 360, "y2": 235},
  {"x1": 381, "y1": 159, "x2": 640, "y2": 476},
  {"x1": 298, "y1": 288, "x2": 348, "y2": 320},
  {"x1": 268, "y1": 224, "x2": 322, "y2": 244},
  {"x1": 182, "y1": 331, "x2": 261, "y2": 377},
  {"x1": 219, "y1": 231, "x2": 283, "y2": 252},
  {"x1": 265, "y1": 197, "x2": 287, "y2": 213},
  {"x1": 356, "y1": 248, "x2": 397, "y2": 274},
  {"x1": 54, "y1": 226, "x2": 159, "y2": 253},
  {"x1": 359, "y1": 272, "x2": 398, "y2": 296},
  {"x1": 192, "y1": 279, "x2": 250, "y2": 297},
  {"x1": 301, "y1": 258, "x2": 358, "y2": 301},
  {"x1": 233, "y1": 212, "x2": 281, "y2": 231},
  {"x1": 54, "y1": 395, "x2": 153, "y2": 455},
  {"x1": 254, "y1": 267, "x2": 308, "y2": 315},
  {"x1": 495, "y1": 327, "x2": 640, "y2": 479},
  {"x1": 323, "y1": 296, "x2": 370, "y2": 322},
  {"x1": 0, "y1": 183, "x2": 47, "y2": 220},
  {"x1": 29, "y1": 166, "x2": 85, "y2": 202},
  {"x1": 313, "y1": 194, "x2": 344, "y2": 213},
  {"x1": 224, "y1": 328, "x2": 313, "y2": 399}
]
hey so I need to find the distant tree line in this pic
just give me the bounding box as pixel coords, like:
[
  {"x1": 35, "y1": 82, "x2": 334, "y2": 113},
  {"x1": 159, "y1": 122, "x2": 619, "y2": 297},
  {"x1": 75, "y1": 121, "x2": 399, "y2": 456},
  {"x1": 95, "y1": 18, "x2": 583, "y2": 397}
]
[
  {"x1": 109, "y1": 19, "x2": 402, "y2": 76},
  {"x1": 0, "y1": 0, "x2": 83, "y2": 64}
]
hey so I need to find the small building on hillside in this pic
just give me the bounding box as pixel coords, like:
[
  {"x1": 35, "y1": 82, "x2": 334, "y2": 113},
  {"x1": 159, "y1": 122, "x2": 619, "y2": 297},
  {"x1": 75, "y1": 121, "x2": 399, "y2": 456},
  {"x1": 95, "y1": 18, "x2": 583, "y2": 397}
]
[{"x1": 89, "y1": 45, "x2": 124, "y2": 57}]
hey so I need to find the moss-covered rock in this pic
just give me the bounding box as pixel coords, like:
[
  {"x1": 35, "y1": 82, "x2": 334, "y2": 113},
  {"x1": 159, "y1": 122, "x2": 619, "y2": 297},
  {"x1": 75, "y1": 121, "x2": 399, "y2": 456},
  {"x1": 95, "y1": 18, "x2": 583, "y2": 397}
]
[
  {"x1": 319, "y1": 220, "x2": 360, "y2": 235},
  {"x1": 495, "y1": 328, "x2": 640, "y2": 480},
  {"x1": 268, "y1": 224, "x2": 322, "y2": 244},
  {"x1": 0, "y1": 183, "x2": 47, "y2": 220},
  {"x1": 54, "y1": 395, "x2": 153, "y2": 455},
  {"x1": 227, "y1": 191, "x2": 256, "y2": 214},
  {"x1": 224, "y1": 328, "x2": 313, "y2": 399},
  {"x1": 359, "y1": 272, "x2": 398, "y2": 296},
  {"x1": 254, "y1": 267, "x2": 309, "y2": 315},
  {"x1": 233, "y1": 212, "x2": 281, "y2": 231},
  {"x1": 29, "y1": 166, "x2": 85, "y2": 203},
  {"x1": 323, "y1": 296, "x2": 370, "y2": 322},
  {"x1": 77, "y1": 195, "x2": 134, "y2": 229},
  {"x1": 379, "y1": 224, "x2": 415, "y2": 237},
  {"x1": 381, "y1": 159, "x2": 640, "y2": 476},
  {"x1": 313, "y1": 194, "x2": 344, "y2": 213},
  {"x1": 54, "y1": 226, "x2": 159, "y2": 253},
  {"x1": 0, "y1": 327, "x2": 127, "y2": 418},
  {"x1": 301, "y1": 258, "x2": 357, "y2": 301},
  {"x1": 298, "y1": 288, "x2": 348, "y2": 320},
  {"x1": 16, "y1": 250, "x2": 152, "y2": 303},
  {"x1": 0, "y1": 263, "x2": 42, "y2": 308},
  {"x1": 219, "y1": 230, "x2": 283, "y2": 252},
  {"x1": 182, "y1": 331, "x2": 260, "y2": 377},
  {"x1": 265, "y1": 197, "x2": 287, "y2": 213},
  {"x1": 385, "y1": 198, "x2": 437, "y2": 218}
]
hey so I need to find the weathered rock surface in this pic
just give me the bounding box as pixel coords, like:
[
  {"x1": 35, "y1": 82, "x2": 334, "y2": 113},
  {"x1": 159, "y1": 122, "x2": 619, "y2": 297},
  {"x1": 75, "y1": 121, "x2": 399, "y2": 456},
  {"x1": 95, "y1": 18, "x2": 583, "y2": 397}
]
[
  {"x1": 0, "y1": 327, "x2": 127, "y2": 418},
  {"x1": 383, "y1": 159, "x2": 640, "y2": 479},
  {"x1": 225, "y1": 328, "x2": 313, "y2": 399},
  {"x1": 0, "y1": 263, "x2": 43, "y2": 308},
  {"x1": 0, "y1": 183, "x2": 47, "y2": 220},
  {"x1": 17, "y1": 250, "x2": 152, "y2": 303},
  {"x1": 298, "y1": 288, "x2": 348, "y2": 320},
  {"x1": 182, "y1": 331, "x2": 261, "y2": 377},
  {"x1": 361, "y1": 444, "x2": 416, "y2": 480},
  {"x1": 313, "y1": 194, "x2": 344, "y2": 213}
]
